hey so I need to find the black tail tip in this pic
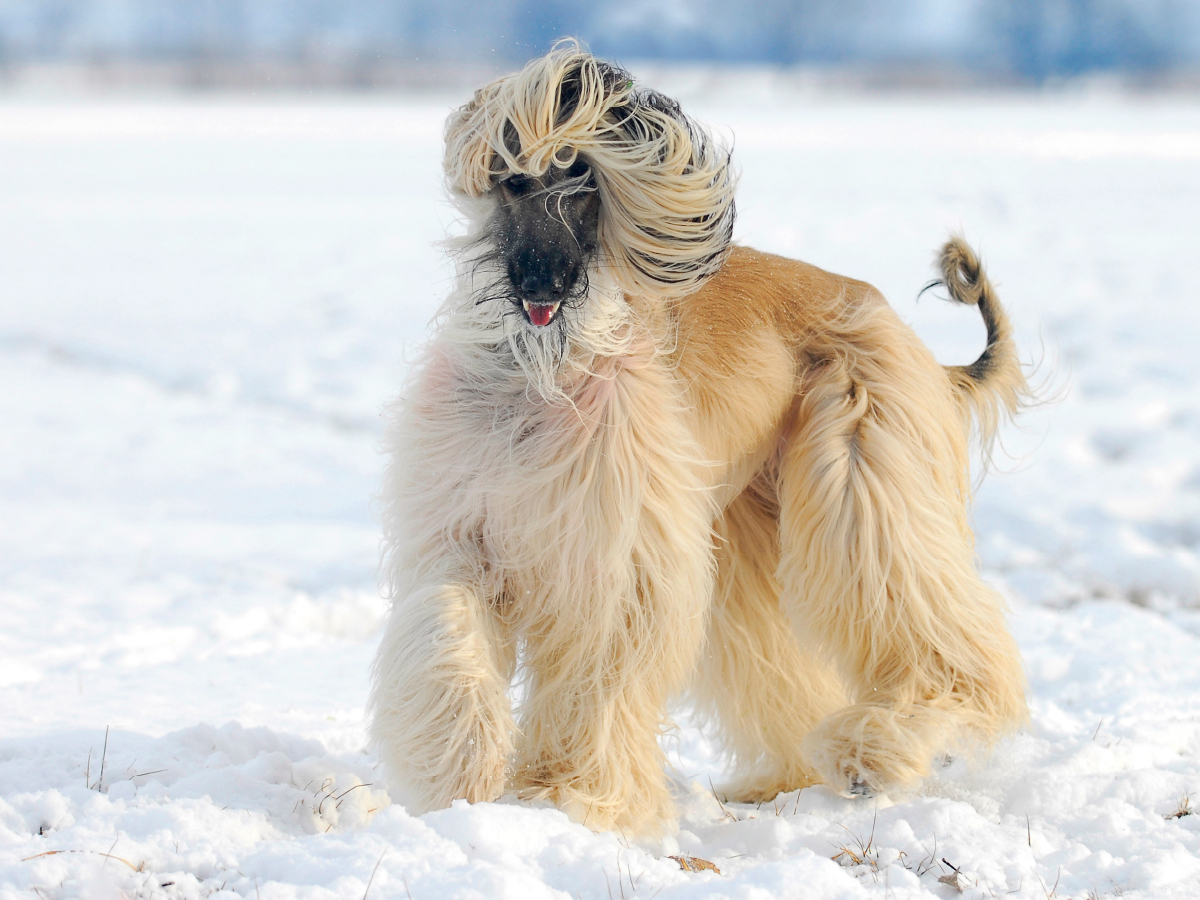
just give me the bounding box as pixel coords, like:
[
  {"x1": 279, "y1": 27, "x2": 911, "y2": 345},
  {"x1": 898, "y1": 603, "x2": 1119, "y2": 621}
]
[{"x1": 938, "y1": 237, "x2": 986, "y2": 306}]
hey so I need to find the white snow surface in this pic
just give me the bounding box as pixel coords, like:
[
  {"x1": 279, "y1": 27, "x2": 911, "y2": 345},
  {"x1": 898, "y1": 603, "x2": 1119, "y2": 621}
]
[{"x1": 2, "y1": 86, "x2": 1199, "y2": 899}]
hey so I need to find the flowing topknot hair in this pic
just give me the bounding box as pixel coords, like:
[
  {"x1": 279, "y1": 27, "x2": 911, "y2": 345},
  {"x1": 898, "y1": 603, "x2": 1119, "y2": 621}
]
[{"x1": 444, "y1": 42, "x2": 737, "y2": 302}]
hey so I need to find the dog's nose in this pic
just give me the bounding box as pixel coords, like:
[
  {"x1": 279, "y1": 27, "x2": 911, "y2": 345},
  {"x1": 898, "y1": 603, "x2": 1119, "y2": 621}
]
[
  {"x1": 513, "y1": 247, "x2": 577, "y2": 302},
  {"x1": 520, "y1": 272, "x2": 567, "y2": 299}
]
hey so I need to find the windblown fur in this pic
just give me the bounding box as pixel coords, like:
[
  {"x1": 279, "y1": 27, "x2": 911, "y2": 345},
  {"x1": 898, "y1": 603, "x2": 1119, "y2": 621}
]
[
  {"x1": 444, "y1": 44, "x2": 736, "y2": 301},
  {"x1": 369, "y1": 43, "x2": 1031, "y2": 837}
]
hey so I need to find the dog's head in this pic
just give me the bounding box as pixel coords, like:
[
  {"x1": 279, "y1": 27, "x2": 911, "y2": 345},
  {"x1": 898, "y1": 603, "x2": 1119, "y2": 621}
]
[{"x1": 444, "y1": 42, "x2": 736, "y2": 331}]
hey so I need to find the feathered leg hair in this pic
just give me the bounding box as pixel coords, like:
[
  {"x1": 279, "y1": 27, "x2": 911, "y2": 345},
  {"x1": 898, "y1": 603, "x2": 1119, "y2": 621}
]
[
  {"x1": 776, "y1": 239, "x2": 1029, "y2": 794},
  {"x1": 691, "y1": 472, "x2": 847, "y2": 802}
]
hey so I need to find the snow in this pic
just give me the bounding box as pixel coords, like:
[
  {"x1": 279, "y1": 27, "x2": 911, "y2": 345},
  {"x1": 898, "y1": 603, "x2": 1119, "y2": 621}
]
[{"x1": 1, "y1": 86, "x2": 1199, "y2": 899}]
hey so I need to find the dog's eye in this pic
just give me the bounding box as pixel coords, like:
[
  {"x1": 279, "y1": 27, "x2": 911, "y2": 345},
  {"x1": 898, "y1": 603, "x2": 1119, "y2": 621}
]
[
  {"x1": 565, "y1": 159, "x2": 591, "y2": 181},
  {"x1": 504, "y1": 175, "x2": 534, "y2": 196}
]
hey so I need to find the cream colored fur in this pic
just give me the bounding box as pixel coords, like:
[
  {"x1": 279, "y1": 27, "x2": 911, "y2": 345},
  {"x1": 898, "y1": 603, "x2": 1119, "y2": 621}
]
[
  {"x1": 369, "y1": 46, "x2": 1030, "y2": 837},
  {"x1": 444, "y1": 43, "x2": 735, "y2": 302}
]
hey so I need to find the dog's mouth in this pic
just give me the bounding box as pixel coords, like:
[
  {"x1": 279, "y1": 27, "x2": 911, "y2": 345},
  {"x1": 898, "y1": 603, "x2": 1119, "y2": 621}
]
[{"x1": 521, "y1": 299, "x2": 562, "y2": 327}]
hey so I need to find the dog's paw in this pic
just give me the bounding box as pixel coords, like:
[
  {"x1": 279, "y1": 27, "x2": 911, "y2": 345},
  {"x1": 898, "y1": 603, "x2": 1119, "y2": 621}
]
[
  {"x1": 847, "y1": 779, "x2": 876, "y2": 798},
  {"x1": 717, "y1": 769, "x2": 821, "y2": 805},
  {"x1": 514, "y1": 761, "x2": 675, "y2": 837},
  {"x1": 801, "y1": 703, "x2": 950, "y2": 797}
]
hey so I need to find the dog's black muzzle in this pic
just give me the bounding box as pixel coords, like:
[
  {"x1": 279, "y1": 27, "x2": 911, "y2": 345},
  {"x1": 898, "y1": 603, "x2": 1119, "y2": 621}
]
[{"x1": 508, "y1": 243, "x2": 581, "y2": 327}]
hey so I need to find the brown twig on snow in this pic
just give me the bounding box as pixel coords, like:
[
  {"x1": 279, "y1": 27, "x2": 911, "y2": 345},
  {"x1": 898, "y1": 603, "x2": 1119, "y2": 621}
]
[
  {"x1": 1165, "y1": 793, "x2": 1193, "y2": 820},
  {"x1": 362, "y1": 849, "x2": 387, "y2": 900},
  {"x1": 95, "y1": 726, "x2": 110, "y2": 791},
  {"x1": 938, "y1": 858, "x2": 968, "y2": 893},
  {"x1": 669, "y1": 855, "x2": 721, "y2": 875},
  {"x1": 707, "y1": 777, "x2": 737, "y2": 823},
  {"x1": 21, "y1": 849, "x2": 141, "y2": 872}
]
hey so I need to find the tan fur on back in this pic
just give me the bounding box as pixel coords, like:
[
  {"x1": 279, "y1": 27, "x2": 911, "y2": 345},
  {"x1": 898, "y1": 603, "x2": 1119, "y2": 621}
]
[
  {"x1": 667, "y1": 248, "x2": 875, "y2": 479},
  {"x1": 369, "y1": 48, "x2": 1031, "y2": 837}
]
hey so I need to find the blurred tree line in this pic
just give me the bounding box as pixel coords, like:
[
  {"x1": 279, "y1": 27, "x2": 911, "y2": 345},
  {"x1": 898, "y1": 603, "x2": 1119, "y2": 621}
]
[{"x1": 0, "y1": 0, "x2": 1195, "y2": 81}]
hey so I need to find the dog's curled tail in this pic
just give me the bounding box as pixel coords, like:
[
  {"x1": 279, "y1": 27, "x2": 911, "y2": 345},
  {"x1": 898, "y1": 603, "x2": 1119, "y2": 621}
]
[{"x1": 930, "y1": 236, "x2": 1029, "y2": 452}]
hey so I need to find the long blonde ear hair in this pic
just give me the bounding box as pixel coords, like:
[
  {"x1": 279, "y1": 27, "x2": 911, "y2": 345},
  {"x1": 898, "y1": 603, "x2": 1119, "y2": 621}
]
[{"x1": 444, "y1": 41, "x2": 737, "y2": 302}]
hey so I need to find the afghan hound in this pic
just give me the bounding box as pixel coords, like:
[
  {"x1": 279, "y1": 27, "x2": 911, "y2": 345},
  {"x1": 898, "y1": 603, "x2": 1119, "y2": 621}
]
[{"x1": 368, "y1": 43, "x2": 1030, "y2": 837}]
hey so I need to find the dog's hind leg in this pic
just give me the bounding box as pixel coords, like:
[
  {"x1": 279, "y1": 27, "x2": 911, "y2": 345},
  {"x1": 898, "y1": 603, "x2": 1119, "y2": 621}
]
[
  {"x1": 777, "y1": 302, "x2": 1026, "y2": 796},
  {"x1": 692, "y1": 475, "x2": 846, "y2": 804},
  {"x1": 369, "y1": 579, "x2": 516, "y2": 813}
]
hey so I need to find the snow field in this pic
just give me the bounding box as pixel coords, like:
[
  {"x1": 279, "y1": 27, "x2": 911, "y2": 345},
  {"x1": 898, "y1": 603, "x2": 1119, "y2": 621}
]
[{"x1": 1, "y1": 85, "x2": 1199, "y2": 898}]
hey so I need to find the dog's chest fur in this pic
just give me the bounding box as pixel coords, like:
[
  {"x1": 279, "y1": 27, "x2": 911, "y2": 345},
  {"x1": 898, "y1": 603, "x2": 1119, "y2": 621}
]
[
  {"x1": 403, "y1": 328, "x2": 712, "y2": 604},
  {"x1": 395, "y1": 248, "x2": 874, "y2": 610}
]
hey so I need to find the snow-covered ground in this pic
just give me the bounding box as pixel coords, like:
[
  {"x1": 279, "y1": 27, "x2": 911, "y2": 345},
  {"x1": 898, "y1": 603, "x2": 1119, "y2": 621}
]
[{"x1": 1, "y1": 82, "x2": 1199, "y2": 899}]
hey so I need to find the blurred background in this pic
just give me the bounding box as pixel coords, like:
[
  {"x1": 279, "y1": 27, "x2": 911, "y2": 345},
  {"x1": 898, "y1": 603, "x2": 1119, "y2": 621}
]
[{"x1": 1, "y1": 0, "x2": 1199, "y2": 90}]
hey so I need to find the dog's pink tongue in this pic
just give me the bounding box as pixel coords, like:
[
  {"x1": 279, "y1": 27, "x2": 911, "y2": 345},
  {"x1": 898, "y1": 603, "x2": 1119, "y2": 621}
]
[{"x1": 529, "y1": 304, "x2": 555, "y2": 326}]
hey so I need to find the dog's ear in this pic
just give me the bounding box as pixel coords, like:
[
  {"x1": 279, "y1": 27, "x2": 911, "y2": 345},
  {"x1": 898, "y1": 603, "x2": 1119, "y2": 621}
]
[
  {"x1": 444, "y1": 43, "x2": 621, "y2": 196},
  {"x1": 591, "y1": 85, "x2": 737, "y2": 301},
  {"x1": 444, "y1": 90, "x2": 496, "y2": 198}
]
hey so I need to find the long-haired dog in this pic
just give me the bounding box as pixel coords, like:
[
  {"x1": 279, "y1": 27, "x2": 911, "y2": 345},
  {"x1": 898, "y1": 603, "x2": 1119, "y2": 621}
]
[{"x1": 369, "y1": 43, "x2": 1029, "y2": 836}]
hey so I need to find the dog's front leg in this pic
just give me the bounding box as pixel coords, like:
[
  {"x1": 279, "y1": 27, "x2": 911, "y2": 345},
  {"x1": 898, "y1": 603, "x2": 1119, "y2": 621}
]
[
  {"x1": 514, "y1": 551, "x2": 711, "y2": 836},
  {"x1": 369, "y1": 578, "x2": 516, "y2": 814},
  {"x1": 510, "y1": 365, "x2": 715, "y2": 836}
]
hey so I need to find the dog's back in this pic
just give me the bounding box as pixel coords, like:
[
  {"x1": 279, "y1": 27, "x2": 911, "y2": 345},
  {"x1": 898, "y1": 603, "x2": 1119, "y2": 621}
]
[{"x1": 668, "y1": 243, "x2": 1025, "y2": 481}]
